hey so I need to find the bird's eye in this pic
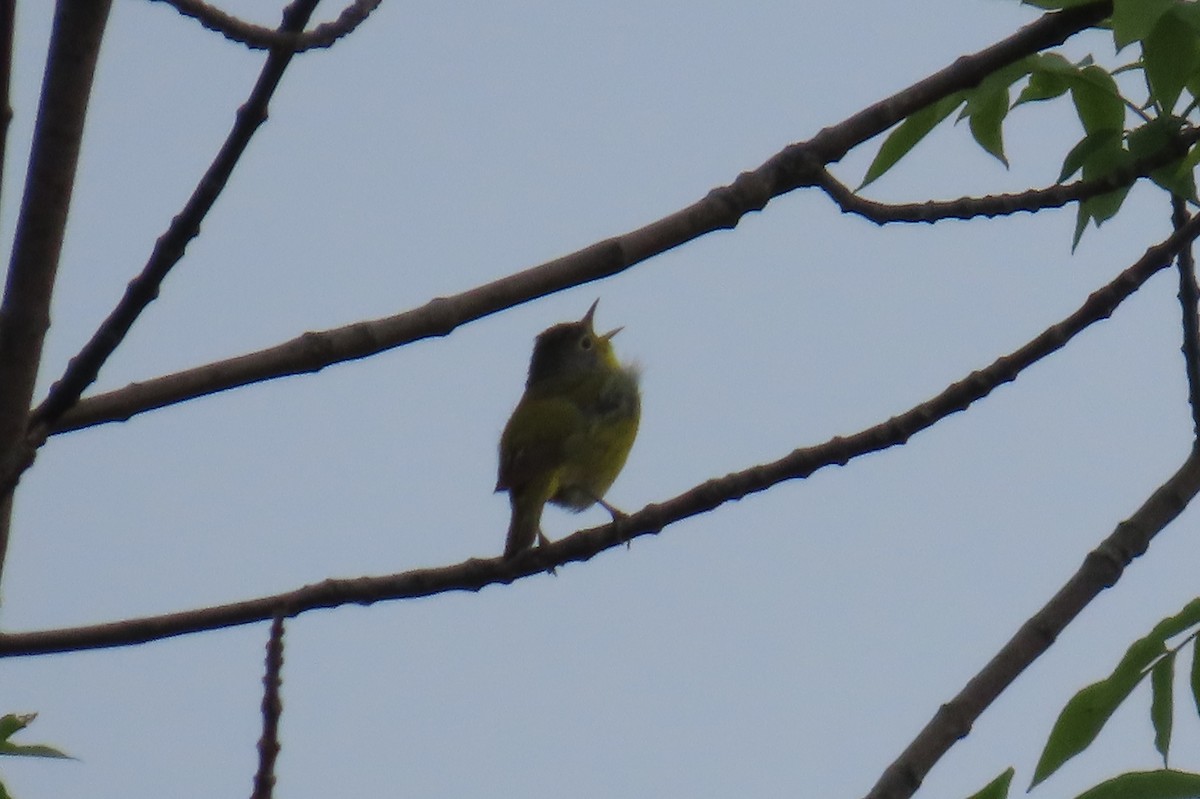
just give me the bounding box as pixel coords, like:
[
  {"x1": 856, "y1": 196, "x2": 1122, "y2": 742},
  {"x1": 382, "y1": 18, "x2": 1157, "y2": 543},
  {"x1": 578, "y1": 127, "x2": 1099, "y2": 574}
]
[{"x1": 579, "y1": 335, "x2": 593, "y2": 350}]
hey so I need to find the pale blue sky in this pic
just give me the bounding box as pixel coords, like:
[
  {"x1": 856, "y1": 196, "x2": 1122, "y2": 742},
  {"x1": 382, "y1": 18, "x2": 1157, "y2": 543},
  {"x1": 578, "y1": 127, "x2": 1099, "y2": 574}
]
[{"x1": 3, "y1": 1, "x2": 1198, "y2": 797}]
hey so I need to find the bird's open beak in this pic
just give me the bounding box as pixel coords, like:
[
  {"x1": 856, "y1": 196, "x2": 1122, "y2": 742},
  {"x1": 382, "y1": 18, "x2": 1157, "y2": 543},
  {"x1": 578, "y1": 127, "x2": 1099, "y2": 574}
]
[
  {"x1": 581, "y1": 298, "x2": 599, "y2": 331},
  {"x1": 582, "y1": 299, "x2": 621, "y2": 338}
]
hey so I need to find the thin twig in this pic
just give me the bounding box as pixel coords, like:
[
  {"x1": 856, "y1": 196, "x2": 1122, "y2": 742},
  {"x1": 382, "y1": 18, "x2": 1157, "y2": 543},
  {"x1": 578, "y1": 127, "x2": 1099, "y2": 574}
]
[
  {"x1": 1174, "y1": 196, "x2": 1200, "y2": 438},
  {"x1": 814, "y1": 128, "x2": 1200, "y2": 224},
  {"x1": 250, "y1": 617, "x2": 285, "y2": 799},
  {"x1": 149, "y1": 0, "x2": 381, "y2": 52},
  {"x1": 3, "y1": 209, "x2": 1197, "y2": 659}
]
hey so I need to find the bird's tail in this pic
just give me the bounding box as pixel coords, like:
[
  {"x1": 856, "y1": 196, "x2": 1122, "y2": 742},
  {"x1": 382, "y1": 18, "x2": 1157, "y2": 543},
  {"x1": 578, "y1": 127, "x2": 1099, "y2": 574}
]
[{"x1": 503, "y1": 485, "x2": 549, "y2": 559}]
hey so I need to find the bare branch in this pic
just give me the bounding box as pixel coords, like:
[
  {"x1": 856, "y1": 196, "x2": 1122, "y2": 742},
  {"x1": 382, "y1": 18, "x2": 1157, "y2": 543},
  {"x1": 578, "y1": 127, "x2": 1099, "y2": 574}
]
[
  {"x1": 0, "y1": 0, "x2": 115, "y2": 582},
  {"x1": 4, "y1": 209, "x2": 1197, "y2": 659},
  {"x1": 814, "y1": 128, "x2": 1200, "y2": 224},
  {"x1": 250, "y1": 617, "x2": 285, "y2": 799},
  {"x1": 148, "y1": 0, "x2": 382, "y2": 52},
  {"x1": 1173, "y1": 197, "x2": 1200, "y2": 439},
  {"x1": 43, "y1": 3, "x2": 1114, "y2": 435}
]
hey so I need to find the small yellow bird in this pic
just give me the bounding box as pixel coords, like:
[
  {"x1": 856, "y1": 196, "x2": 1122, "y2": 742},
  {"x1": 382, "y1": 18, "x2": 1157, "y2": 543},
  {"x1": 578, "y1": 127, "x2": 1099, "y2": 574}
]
[{"x1": 496, "y1": 300, "x2": 641, "y2": 558}]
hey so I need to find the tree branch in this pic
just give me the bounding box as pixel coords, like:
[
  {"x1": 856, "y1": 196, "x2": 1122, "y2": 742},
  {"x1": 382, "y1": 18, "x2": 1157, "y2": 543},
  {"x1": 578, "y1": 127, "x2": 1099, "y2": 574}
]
[
  {"x1": 250, "y1": 616, "x2": 285, "y2": 799},
  {"x1": 814, "y1": 127, "x2": 1200, "y2": 225},
  {"x1": 148, "y1": 0, "x2": 381, "y2": 52},
  {"x1": 0, "y1": 0, "x2": 114, "y2": 584},
  {"x1": 3, "y1": 209, "x2": 1195, "y2": 658},
  {"x1": 42, "y1": 3, "x2": 1114, "y2": 436}
]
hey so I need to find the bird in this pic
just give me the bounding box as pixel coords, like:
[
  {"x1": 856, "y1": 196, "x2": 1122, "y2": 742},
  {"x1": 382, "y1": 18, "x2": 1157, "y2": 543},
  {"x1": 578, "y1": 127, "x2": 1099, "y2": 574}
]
[{"x1": 496, "y1": 299, "x2": 641, "y2": 558}]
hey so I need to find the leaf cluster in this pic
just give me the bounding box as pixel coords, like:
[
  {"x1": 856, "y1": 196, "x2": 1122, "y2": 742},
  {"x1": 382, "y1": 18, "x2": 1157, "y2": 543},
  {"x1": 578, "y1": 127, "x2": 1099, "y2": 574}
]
[{"x1": 864, "y1": 0, "x2": 1200, "y2": 248}]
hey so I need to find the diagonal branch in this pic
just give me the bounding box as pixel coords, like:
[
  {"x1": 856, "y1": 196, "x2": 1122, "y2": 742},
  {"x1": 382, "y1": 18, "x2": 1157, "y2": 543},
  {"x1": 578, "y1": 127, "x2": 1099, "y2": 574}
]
[
  {"x1": 0, "y1": 0, "x2": 115, "y2": 586},
  {"x1": 149, "y1": 0, "x2": 381, "y2": 52},
  {"x1": 2, "y1": 210, "x2": 1195, "y2": 658},
  {"x1": 41, "y1": 3, "x2": 1114, "y2": 437},
  {"x1": 1173, "y1": 197, "x2": 1200, "y2": 439}
]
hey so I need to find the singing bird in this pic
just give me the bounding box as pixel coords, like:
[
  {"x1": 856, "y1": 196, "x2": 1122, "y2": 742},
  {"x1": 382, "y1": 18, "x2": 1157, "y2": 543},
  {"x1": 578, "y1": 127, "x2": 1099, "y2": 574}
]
[{"x1": 496, "y1": 300, "x2": 641, "y2": 558}]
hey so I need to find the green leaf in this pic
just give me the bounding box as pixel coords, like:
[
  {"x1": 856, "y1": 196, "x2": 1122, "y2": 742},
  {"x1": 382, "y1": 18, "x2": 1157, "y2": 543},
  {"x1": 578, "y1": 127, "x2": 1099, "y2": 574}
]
[
  {"x1": 859, "y1": 92, "x2": 966, "y2": 188},
  {"x1": 965, "y1": 767, "x2": 1014, "y2": 799},
  {"x1": 1016, "y1": 56, "x2": 1078, "y2": 105},
  {"x1": 1080, "y1": 175, "x2": 1131, "y2": 223},
  {"x1": 1191, "y1": 637, "x2": 1200, "y2": 723},
  {"x1": 1145, "y1": 598, "x2": 1200, "y2": 642},
  {"x1": 957, "y1": 59, "x2": 1037, "y2": 167},
  {"x1": 1059, "y1": 130, "x2": 1122, "y2": 182},
  {"x1": 966, "y1": 83, "x2": 1011, "y2": 166},
  {"x1": 0, "y1": 741, "x2": 72, "y2": 759},
  {"x1": 1176, "y1": 3, "x2": 1200, "y2": 36},
  {"x1": 1150, "y1": 154, "x2": 1199, "y2": 204},
  {"x1": 0, "y1": 712, "x2": 73, "y2": 761},
  {"x1": 0, "y1": 715, "x2": 34, "y2": 743},
  {"x1": 0, "y1": 778, "x2": 11, "y2": 799},
  {"x1": 1031, "y1": 599, "x2": 1200, "y2": 787},
  {"x1": 1069, "y1": 66, "x2": 1126, "y2": 134},
  {"x1": 1072, "y1": 206, "x2": 1091, "y2": 251},
  {"x1": 1032, "y1": 666, "x2": 1141, "y2": 785},
  {"x1": 1143, "y1": 9, "x2": 1200, "y2": 114},
  {"x1": 1128, "y1": 117, "x2": 1197, "y2": 201},
  {"x1": 1151, "y1": 651, "x2": 1175, "y2": 766},
  {"x1": 1072, "y1": 136, "x2": 1135, "y2": 249},
  {"x1": 1127, "y1": 117, "x2": 1180, "y2": 160},
  {"x1": 1112, "y1": 0, "x2": 1177, "y2": 50},
  {"x1": 1015, "y1": 70, "x2": 1070, "y2": 105},
  {"x1": 1033, "y1": 52, "x2": 1088, "y2": 76},
  {"x1": 1075, "y1": 769, "x2": 1200, "y2": 799}
]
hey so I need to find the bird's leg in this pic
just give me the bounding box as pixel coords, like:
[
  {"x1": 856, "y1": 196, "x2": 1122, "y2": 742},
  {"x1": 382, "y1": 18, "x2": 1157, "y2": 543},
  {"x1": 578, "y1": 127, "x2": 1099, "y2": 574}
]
[
  {"x1": 590, "y1": 495, "x2": 633, "y2": 549},
  {"x1": 594, "y1": 496, "x2": 627, "y2": 520},
  {"x1": 535, "y1": 529, "x2": 558, "y2": 576}
]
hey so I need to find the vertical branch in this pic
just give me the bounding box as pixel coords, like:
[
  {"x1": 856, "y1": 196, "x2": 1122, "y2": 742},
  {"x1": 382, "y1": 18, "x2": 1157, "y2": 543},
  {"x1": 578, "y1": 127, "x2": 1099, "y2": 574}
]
[
  {"x1": 1173, "y1": 196, "x2": 1200, "y2": 440},
  {"x1": 251, "y1": 616, "x2": 286, "y2": 799},
  {"x1": 0, "y1": 0, "x2": 15, "y2": 212},
  {"x1": 0, "y1": 0, "x2": 114, "y2": 587},
  {"x1": 0, "y1": 1, "x2": 14, "y2": 558}
]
